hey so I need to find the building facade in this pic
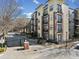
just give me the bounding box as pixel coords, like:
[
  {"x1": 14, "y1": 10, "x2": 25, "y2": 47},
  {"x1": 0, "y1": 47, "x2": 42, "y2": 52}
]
[
  {"x1": 31, "y1": 0, "x2": 77, "y2": 43},
  {"x1": 47, "y1": 0, "x2": 70, "y2": 43},
  {"x1": 74, "y1": 9, "x2": 79, "y2": 38},
  {"x1": 42, "y1": 2, "x2": 49, "y2": 40},
  {"x1": 69, "y1": 8, "x2": 75, "y2": 39},
  {"x1": 31, "y1": 11, "x2": 38, "y2": 37},
  {"x1": 36, "y1": 4, "x2": 44, "y2": 38}
]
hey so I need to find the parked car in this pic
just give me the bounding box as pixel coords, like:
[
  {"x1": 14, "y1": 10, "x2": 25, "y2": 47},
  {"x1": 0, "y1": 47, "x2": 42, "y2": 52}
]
[{"x1": 72, "y1": 44, "x2": 79, "y2": 50}]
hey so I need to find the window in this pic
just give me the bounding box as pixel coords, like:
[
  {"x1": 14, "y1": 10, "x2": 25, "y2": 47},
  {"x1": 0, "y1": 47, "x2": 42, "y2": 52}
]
[
  {"x1": 57, "y1": 4, "x2": 62, "y2": 12},
  {"x1": 57, "y1": 15, "x2": 62, "y2": 23},
  {"x1": 50, "y1": 25, "x2": 53, "y2": 30},
  {"x1": 38, "y1": 12, "x2": 40, "y2": 16},
  {"x1": 50, "y1": 5, "x2": 53, "y2": 11},
  {"x1": 38, "y1": 20, "x2": 40, "y2": 23},
  {"x1": 38, "y1": 27, "x2": 40, "y2": 30},
  {"x1": 50, "y1": 16, "x2": 53, "y2": 20},
  {"x1": 38, "y1": 33, "x2": 40, "y2": 37},
  {"x1": 57, "y1": 24, "x2": 62, "y2": 33}
]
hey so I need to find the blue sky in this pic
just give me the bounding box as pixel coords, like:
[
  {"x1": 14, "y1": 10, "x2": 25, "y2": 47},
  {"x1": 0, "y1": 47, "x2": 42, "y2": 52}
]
[{"x1": 17, "y1": 0, "x2": 79, "y2": 18}]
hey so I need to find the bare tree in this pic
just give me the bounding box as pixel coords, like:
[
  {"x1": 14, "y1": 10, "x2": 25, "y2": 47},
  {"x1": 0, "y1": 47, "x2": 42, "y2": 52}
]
[
  {"x1": 13, "y1": 17, "x2": 30, "y2": 32},
  {"x1": 0, "y1": 0, "x2": 22, "y2": 37}
]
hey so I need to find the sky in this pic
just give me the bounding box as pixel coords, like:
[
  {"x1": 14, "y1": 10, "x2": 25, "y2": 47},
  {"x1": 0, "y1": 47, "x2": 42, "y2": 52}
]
[{"x1": 17, "y1": 0, "x2": 79, "y2": 18}]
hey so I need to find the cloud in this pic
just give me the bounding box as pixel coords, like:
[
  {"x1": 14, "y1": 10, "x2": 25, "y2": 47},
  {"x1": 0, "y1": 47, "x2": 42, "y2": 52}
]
[
  {"x1": 33, "y1": 0, "x2": 39, "y2": 4},
  {"x1": 18, "y1": 6, "x2": 24, "y2": 10},
  {"x1": 23, "y1": 12, "x2": 32, "y2": 18}
]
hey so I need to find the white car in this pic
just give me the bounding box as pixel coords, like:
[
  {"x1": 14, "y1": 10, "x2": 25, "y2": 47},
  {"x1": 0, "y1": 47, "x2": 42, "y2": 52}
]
[
  {"x1": 70, "y1": 43, "x2": 79, "y2": 56},
  {"x1": 73, "y1": 44, "x2": 79, "y2": 49}
]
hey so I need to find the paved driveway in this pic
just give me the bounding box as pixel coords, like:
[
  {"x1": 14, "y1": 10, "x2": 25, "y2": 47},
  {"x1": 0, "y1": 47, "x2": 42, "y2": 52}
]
[
  {"x1": 0, "y1": 47, "x2": 79, "y2": 59},
  {"x1": 1, "y1": 32, "x2": 79, "y2": 59},
  {"x1": 0, "y1": 46, "x2": 46, "y2": 59}
]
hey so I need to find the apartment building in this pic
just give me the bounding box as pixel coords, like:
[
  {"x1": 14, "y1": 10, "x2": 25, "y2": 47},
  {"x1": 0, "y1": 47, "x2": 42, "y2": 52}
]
[
  {"x1": 42, "y1": 2, "x2": 49, "y2": 40},
  {"x1": 69, "y1": 8, "x2": 75, "y2": 39},
  {"x1": 36, "y1": 4, "x2": 44, "y2": 38},
  {"x1": 48, "y1": 0, "x2": 70, "y2": 43},
  {"x1": 31, "y1": 0, "x2": 76, "y2": 43},
  {"x1": 31, "y1": 11, "x2": 38, "y2": 37},
  {"x1": 74, "y1": 9, "x2": 79, "y2": 38}
]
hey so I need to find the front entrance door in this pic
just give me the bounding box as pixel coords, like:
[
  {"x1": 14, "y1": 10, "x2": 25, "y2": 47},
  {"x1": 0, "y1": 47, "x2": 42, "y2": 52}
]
[{"x1": 57, "y1": 34, "x2": 62, "y2": 43}]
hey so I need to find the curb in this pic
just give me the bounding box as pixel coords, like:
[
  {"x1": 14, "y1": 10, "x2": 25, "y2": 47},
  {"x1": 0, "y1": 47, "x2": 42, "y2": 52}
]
[{"x1": 0, "y1": 49, "x2": 7, "y2": 57}]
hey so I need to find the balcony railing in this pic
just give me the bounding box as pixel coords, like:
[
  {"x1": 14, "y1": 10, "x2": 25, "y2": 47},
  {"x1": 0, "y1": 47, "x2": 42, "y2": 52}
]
[
  {"x1": 43, "y1": 15, "x2": 48, "y2": 24},
  {"x1": 43, "y1": 11, "x2": 48, "y2": 15},
  {"x1": 43, "y1": 33, "x2": 48, "y2": 39},
  {"x1": 75, "y1": 21, "x2": 79, "y2": 25},
  {"x1": 57, "y1": 9, "x2": 62, "y2": 13},
  {"x1": 57, "y1": 4, "x2": 62, "y2": 13},
  {"x1": 43, "y1": 29, "x2": 48, "y2": 32},
  {"x1": 43, "y1": 20, "x2": 48, "y2": 24},
  {"x1": 43, "y1": 25, "x2": 48, "y2": 32},
  {"x1": 75, "y1": 31, "x2": 79, "y2": 35}
]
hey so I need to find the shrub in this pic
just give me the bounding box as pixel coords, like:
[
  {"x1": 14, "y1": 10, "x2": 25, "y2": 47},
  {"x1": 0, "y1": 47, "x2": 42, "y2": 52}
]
[{"x1": 0, "y1": 48, "x2": 5, "y2": 53}]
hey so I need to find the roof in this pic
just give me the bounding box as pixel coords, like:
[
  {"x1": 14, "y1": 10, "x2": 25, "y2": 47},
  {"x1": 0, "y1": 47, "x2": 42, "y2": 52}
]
[{"x1": 35, "y1": 4, "x2": 43, "y2": 10}]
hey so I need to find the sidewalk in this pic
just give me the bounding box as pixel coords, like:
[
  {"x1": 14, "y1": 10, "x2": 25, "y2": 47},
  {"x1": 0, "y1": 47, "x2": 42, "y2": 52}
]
[{"x1": 0, "y1": 44, "x2": 79, "y2": 59}]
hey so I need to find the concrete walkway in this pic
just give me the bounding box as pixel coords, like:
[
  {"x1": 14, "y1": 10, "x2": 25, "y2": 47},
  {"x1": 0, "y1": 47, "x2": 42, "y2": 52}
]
[
  {"x1": 0, "y1": 46, "x2": 46, "y2": 59},
  {"x1": 0, "y1": 46, "x2": 79, "y2": 59}
]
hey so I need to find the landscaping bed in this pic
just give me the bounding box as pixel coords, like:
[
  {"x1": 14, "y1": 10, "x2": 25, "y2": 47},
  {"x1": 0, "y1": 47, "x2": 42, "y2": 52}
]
[{"x1": 0, "y1": 48, "x2": 6, "y2": 53}]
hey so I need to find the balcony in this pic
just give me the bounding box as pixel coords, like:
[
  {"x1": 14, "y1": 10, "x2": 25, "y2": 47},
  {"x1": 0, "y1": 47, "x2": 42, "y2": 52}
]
[
  {"x1": 43, "y1": 11, "x2": 48, "y2": 15},
  {"x1": 43, "y1": 25, "x2": 48, "y2": 32},
  {"x1": 43, "y1": 32, "x2": 49, "y2": 39},
  {"x1": 75, "y1": 26, "x2": 79, "y2": 30},
  {"x1": 75, "y1": 17, "x2": 79, "y2": 20},
  {"x1": 75, "y1": 31, "x2": 79, "y2": 35},
  {"x1": 43, "y1": 15, "x2": 48, "y2": 24},
  {"x1": 43, "y1": 5, "x2": 48, "y2": 15},
  {"x1": 57, "y1": 4, "x2": 62, "y2": 13},
  {"x1": 75, "y1": 20, "x2": 79, "y2": 25},
  {"x1": 43, "y1": 19, "x2": 48, "y2": 24},
  {"x1": 43, "y1": 29, "x2": 48, "y2": 32},
  {"x1": 57, "y1": 9, "x2": 62, "y2": 13}
]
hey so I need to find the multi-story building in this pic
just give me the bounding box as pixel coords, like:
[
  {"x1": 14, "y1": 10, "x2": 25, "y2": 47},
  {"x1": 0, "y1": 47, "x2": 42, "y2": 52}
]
[
  {"x1": 69, "y1": 8, "x2": 75, "y2": 39},
  {"x1": 74, "y1": 9, "x2": 79, "y2": 38},
  {"x1": 36, "y1": 4, "x2": 44, "y2": 38},
  {"x1": 31, "y1": 11, "x2": 38, "y2": 37},
  {"x1": 48, "y1": 0, "x2": 70, "y2": 43},
  {"x1": 42, "y1": 2, "x2": 49, "y2": 40},
  {"x1": 31, "y1": 0, "x2": 77, "y2": 43}
]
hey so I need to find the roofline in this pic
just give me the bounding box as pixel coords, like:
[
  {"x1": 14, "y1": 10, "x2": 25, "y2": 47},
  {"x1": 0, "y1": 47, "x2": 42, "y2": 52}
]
[
  {"x1": 63, "y1": 3, "x2": 69, "y2": 6},
  {"x1": 76, "y1": 8, "x2": 79, "y2": 10},
  {"x1": 31, "y1": 11, "x2": 37, "y2": 16},
  {"x1": 35, "y1": 4, "x2": 43, "y2": 10},
  {"x1": 43, "y1": 1, "x2": 48, "y2": 5},
  {"x1": 69, "y1": 8, "x2": 75, "y2": 10}
]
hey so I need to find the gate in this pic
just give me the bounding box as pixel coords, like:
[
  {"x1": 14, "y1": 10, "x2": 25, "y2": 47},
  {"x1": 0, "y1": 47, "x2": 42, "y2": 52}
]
[{"x1": 6, "y1": 37, "x2": 25, "y2": 47}]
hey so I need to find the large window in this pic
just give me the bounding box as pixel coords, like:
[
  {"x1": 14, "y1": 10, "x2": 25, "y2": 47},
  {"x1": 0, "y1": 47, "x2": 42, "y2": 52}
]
[{"x1": 57, "y1": 24, "x2": 62, "y2": 33}]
